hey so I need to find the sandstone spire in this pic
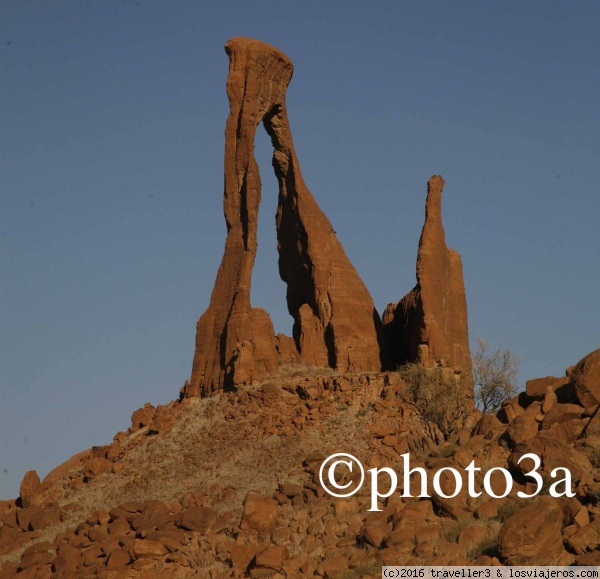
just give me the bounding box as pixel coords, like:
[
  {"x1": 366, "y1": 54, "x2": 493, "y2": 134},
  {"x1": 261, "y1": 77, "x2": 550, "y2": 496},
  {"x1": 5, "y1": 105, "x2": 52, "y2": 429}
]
[
  {"x1": 383, "y1": 176, "x2": 473, "y2": 392},
  {"x1": 187, "y1": 38, "x2": 387, "y2": 397}
]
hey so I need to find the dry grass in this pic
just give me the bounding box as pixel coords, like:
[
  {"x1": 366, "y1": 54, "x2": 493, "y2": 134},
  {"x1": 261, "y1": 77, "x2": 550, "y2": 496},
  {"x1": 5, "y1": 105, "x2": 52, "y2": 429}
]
[{"x1": 496, "y1": 497, "x2": 528, "y2": 522}]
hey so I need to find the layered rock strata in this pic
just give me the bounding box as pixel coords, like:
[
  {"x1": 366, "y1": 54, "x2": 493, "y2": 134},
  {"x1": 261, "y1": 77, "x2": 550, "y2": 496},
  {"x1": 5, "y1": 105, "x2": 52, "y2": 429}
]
[
  {"x1": 188, "y1": 37, "x2": 387, "y2": 397},
  {"x1": 383, "y1": 176, "x2": 473, "y2": 393}
]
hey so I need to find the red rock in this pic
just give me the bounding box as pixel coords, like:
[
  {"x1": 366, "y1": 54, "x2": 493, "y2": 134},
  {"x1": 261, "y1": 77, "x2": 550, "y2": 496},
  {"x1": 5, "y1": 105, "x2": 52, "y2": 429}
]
[
  {"x1": 107, "y1": 517, "x2": 131, "y2": 536},
  {"x1": 278, "y1": 483, "x2": 303, "y2": 498},
  {"x1": 17, "y1": 506, "x2": 39, "y2": 531},
  {"x1": 130, "y1": 502, "x2": 173, "y2": 533},
  {"x1": 83, "y1": 457, "x2": 113, "y2": 479},
  {"x1": 187, "y1": 37, "x2": 387, "y2": 397},
  {"x1": 498, "y1": 496, "x2": 567, "y2": 565},
  {"x1": 574, "y1": 506, "x2": 590, "y2": 528},
  {"x1": 240, "y1": 492, "x2": 278, "y2": 534},
  {"x1": 106, "y1": 547, "x2": 131, "y2": 567},
  {"x1": 52, "y1": 543, "x2": 80, "y2": 573},
  {"x1": 144, "y1": 529, "x2": 187, "y2": 552},
  {"x1": 509, "y1": 432, "x2": 592, "y2": 481},
  {"x1": 497, "y1": 395, "x2": 525, "y2": 424},
  {"x1": 20, "y1": 542, "x2": 55, "y2": 570},
  {"x1": 228, "y1": 542, "x2": 259, "y2": 571},
  {"x1": 29, "y1": 506, "x2": 62, "y2": 530},
  {"x1": 174, "y1": 506, "x2": 216, "y2": 533},
  {"x1": 542, "y1": 386, "x2": 558, "y2": 413},
  {"x1": 565, "y1": 525, "x2": 598, "y2": 555},
  {"x1": 133, "y1": 538, "x2": 167, "y2": 558},
  {"x1": 506, "y1": 406, "x2": 542, "y2": 445},
  {"x1": 576, "y1": 551, "x2": 600, "y2": 565},
  {"x1": 42, "y1": 448, "x2": 90, "y2": 486},
  {"x1": 19, "y1": 470, "x2": 41, "y2": 508},
  {"x1": 458, "y1": 525, "x2": 487, "y2": 547},
  {"x1": 0, "y1": 562, "x2": 17, "y2": 578},
  {"x1": 541, "y1": 403, "x2": 584, "y2": 429},
  {"x1": 383, "y1": 176, "x2": 473, "y2": 397},
  {"x1": 80, "y1": 544, "x2": 103, "y2": 566},
  {"x1": 526, "y1": 375, "x2": 567, "y2": 399},
  {"x1": 385, "y1": 528, "x2": 415, "y2": 553},
  {"x1": 414, "y1": 526, "x2": 441, "y2": 558},
  {"x1": 361, "y1": 525, "x2": 387, "y2": 548},
  {"x1": 571, "y1": 348, "x2": 600, "y2": 409},
  {"x1": 275, "y1": 334, "x2": 299, "y2": 365},
  {"x1": 131, "y1": 403, "x2": 156, "y2": 428},
  {"x1": 1, "y1": 509, "x2": 18, "y2": 528},
  {"x1": 317, "y1": 557, "x2": 348, "y2": 578},
  {"x1": 21, "y1": 541, "x2": 55, "y2": 557},
  {"x1": 473, "y1": 413, "x2": 504, "y2": 439},
  {"x1": 476, "y1": 500, "x2": 498, "y2": 520},
  {"x1": 547, "y1": 417, "x2": 588, "y2": 442},
  {"x1": 254, "y1": 545, "x2": 289, "y2": 570},
  {"x1": 104, "y1": 442, "x2": 122, "y2": 461},
  {"x1": 148, "y1": 408, "x2": 176, "y2": 435}
]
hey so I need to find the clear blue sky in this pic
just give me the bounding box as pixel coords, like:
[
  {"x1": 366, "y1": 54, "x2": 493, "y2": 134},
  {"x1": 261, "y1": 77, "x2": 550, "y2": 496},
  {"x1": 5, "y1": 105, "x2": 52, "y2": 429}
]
[{"x1": 1, "y1": 2, "x2": 599, "y2": 498}]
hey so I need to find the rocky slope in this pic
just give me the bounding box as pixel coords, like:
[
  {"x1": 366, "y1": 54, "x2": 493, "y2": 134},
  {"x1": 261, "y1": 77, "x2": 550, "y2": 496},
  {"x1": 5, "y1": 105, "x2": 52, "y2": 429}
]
[{"x1": 2, "y1": 349, "x2": 600, "y2": 577}]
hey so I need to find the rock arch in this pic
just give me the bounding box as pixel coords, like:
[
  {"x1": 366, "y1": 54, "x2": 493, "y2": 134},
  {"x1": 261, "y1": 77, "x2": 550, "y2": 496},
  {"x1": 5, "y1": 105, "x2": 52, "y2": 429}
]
[{"x1": 186, "y1": 37, "x2": 388, "y2": 397}]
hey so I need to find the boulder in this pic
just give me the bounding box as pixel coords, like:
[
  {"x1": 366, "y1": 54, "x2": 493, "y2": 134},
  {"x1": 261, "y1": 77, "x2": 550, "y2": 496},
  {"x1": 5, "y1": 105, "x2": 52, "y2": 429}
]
[
  {"x1": 240, "y1": 492, "x2": 278, "y2": 534},
  {"x1": 133, "y1": 538, "x2": 168, "y2": 558},
  {"x1": 571, "y1": 348, "x2": 600, "y2": 409},
  {"x1": 509, "y1": 432, "x2": 593, "y2": 481},
  {"x1": 174, "y1": 506, "x2": 216, "y2": 534},
  {"x1": 42, "y1": 448, "x2": 90, "y2": 486},
  {"x1": 131, "y1": 403, "x2": 156, "y2": 428},
  {"x1": 254, "y1": 545, "x2": 289, "y2": 570},
  {"x1": 19, "y1": 470, "x2": 40, "y2": 508},
  {"x1": 498, "y1": 496, "x2": 566, "y2": 564},
  {"x1": 526, "y1": 376, "x2": 567, "y2": 400},
  {"x1": 82, "y1": 457, "x2": 113, "y2": 479},
  {"x1": 29, "y1": 506, "x2": 62, "y2": 530}
]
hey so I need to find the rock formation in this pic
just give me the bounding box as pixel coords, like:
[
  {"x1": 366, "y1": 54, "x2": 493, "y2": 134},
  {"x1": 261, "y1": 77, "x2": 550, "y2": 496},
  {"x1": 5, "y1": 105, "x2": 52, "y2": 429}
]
[
  {"x1": 571, "y1": 348, "x2": 600, "y2": 410},
  {"x1": 187, "y1": 37, "x2": 387, "y2": 397},
  {"x1": 383, "y1": 176, "x2": 473, "y2": 393}
]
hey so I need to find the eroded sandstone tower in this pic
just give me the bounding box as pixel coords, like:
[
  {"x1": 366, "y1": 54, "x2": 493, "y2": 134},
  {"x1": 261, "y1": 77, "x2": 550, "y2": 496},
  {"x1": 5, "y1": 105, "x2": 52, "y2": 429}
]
[
  {"x1": 383, "y1": 176, "x2": 473, "y2": 392},
  {"x1": 187, "y1": 37, "x2": 388, "y2": 397}
]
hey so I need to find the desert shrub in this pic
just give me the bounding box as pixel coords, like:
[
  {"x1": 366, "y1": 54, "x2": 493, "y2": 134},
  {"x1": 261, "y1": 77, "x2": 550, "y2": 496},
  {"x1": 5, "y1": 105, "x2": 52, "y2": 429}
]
[
  {"x1": 398, "y1": 363, "x2": 469, "y2": 438},
  {"x1": 468, "y1": 537, "x2": 499, "y2": 560},
  {"x1": 341, "y1": 561, "x2": 382, "y2": 578},
  {"x1": 443, "y1": 519, "x2": 474, "y2": 543},
  {"x1": 438, "y1": 444, "x2": 458, "y2": 458},
  {"x1": 473, "y1": 337, "x2": 522, "y2": 413},
  {"x1": 587, "y1": 488, "x2": 600, "y2": 504},
  {"x1": 496, "y1": 498, "x2": 528, "y2": 521},
  {"x1": 587, "y1": 445, "x2": 600, "y2": 468}
]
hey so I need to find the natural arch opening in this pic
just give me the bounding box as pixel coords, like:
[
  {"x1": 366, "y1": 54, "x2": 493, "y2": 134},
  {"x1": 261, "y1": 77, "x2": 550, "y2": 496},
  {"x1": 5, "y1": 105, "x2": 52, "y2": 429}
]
[{"x1": 250, "y1": 126, "x2": 294, "y2": 338}]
